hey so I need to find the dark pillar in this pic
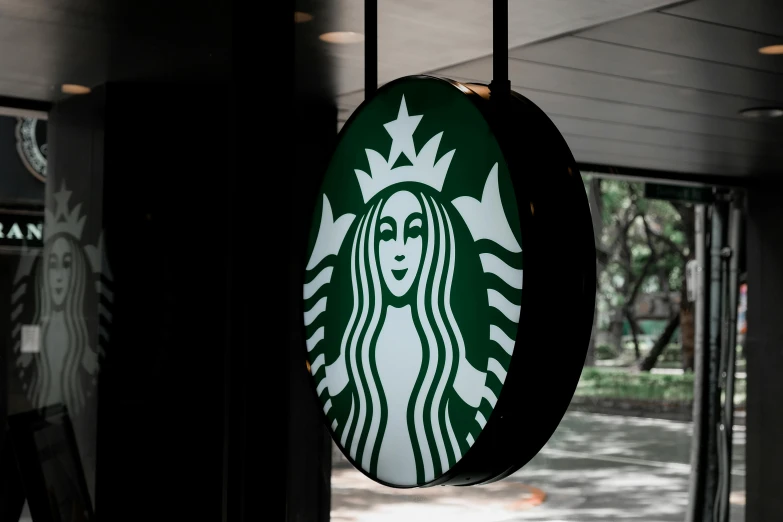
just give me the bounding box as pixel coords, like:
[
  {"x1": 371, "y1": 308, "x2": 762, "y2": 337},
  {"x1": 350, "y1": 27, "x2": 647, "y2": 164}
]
[
  {"x1": 745, "y1": 182, "x2": 783, "y2": 521},
  {"x1": 284, "y1": 5, "x2": 340, "y2": 521},
  {"x1": 285, "y1": 101, "x2": 336, "y2": 522},
  {"x1": 47, "y1": 82, "x2": 234, "y2": 521}
]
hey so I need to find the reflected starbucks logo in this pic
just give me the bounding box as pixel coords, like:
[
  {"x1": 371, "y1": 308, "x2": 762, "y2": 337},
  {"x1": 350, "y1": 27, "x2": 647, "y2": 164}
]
[
  {"x1": 304, "y1": 81, "x2": 524, "y2": 487},
  {"x1": 12, "y1": 183, "x2": 113, "y2": 415},
  {"x1": 15, "y1": 117, "x2": 48, "y2": 182}
]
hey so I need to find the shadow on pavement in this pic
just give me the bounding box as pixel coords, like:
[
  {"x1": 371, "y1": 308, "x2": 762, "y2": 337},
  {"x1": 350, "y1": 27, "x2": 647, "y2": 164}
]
[{"x1": 331, "y1": 411, "x2": 746, "y2": 522}]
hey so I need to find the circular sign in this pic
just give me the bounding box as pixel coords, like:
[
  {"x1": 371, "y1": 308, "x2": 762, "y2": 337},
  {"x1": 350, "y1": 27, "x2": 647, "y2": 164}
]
[
  {"x1": 15, "y1": 117, "x2": 48, "y2": 182},
  {"x1": 303, "y1": 76, "x2": 595, "y2": 488}
]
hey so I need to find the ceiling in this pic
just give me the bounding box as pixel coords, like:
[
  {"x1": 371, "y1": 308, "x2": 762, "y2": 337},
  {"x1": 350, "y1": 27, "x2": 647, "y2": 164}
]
[
  {"x1": 0, "y1": 0, "x2": 230, "y2": 105},
  {"x1": 317, "y1": 0, "x2": 684, "y2": 96},
  {"x1": 329, "y1": 0, "x2": 783, "y2": 181},
  {"x1": 0, "y1": 0, "x2": 778, "y2": 181}
]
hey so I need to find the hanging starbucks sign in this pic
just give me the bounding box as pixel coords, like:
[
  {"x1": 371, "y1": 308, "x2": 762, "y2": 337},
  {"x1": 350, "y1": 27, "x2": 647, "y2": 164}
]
[{"x1": 302, "y1": 76, "x2": 596, "y2": 488}]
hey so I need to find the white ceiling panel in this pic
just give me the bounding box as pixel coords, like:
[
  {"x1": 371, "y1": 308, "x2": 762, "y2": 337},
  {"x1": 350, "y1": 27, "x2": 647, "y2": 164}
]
[
  {"x1": 509, "y1": 37, "x2": 783, "y2": 103},
  {"x1": 437, "y1": 58, "x2": 777, "y2": 120},
  {"x1": 549, "y1": 115, "x2": 783, "y2": 160},
  {"x1": 334, "y1": 0, "x2": 783, "y2": 179},
  {"x1": 663, "y1": 0, "x2": 783, "y2": 38},
  {"x1": 578, "y1": 12, "x2": 783, "y2": 73},
  {"x1": 325, "y1": 0, "x2": 685, "y2": 97}
]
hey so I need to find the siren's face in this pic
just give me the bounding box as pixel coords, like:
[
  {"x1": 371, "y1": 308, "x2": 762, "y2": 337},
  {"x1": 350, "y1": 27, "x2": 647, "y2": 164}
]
[
  {"x1": 378, "y1": 190, "x2": 424, "y2": 298},
  {"x1": 48, "y1": 236, "x2": 73, "y2": 307}
]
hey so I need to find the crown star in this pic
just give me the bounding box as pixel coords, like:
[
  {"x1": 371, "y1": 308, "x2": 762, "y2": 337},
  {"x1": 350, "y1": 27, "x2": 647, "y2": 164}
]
[
  {"x1": 53, "y1": 186, "x2": 73, "y2": 218},
  {"x1": 383, "y1": 95, "x2": 422, "y2": 167},
  {"x1": 354, "y1": 95, "x2": 455, "y2": 203},
  {"x1": 44, "y1": 181, "x2": 86, "y2": 242}
]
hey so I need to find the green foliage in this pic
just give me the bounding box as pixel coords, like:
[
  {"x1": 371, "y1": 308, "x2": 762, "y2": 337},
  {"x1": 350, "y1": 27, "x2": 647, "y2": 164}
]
[
  {"x1": 661, "y1": 343, "x2": 682, "y2": 363},
  {"x1": 575, "y1": 367, "x2": 747, "y2": 406},
  {"x1": 595, "y1": 344, "x2": 618, "y2": 360},
  {"x1": 588, "y1": 175, "x2": 693, "y2": 370},
  {"x1": 577, "y1": 367, "x2": 694, "y2": 401}
]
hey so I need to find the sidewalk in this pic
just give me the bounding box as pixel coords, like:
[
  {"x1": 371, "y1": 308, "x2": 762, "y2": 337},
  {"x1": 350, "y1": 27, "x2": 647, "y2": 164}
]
[{"x1": 331, "y1": 411, "x2": 745, "y2": 522}]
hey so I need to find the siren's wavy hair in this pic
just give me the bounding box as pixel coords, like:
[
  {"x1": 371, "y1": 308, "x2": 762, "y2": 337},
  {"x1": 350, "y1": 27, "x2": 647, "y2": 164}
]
[
  {"x1": 338, "y1": 188, "x2": 467, "y2": 484},
  {"x1": 27, "y1": 233, "x2": 90, "y2": 414}
]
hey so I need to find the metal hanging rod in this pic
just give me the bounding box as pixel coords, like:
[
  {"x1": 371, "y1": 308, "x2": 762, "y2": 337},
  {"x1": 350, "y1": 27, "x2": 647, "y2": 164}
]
[
  {"x1": 490, "y1": 0, "x2": 510, "y2": 97},
  {"x1": 365, "y1": 0, "x2": 378, "y2": 98}
]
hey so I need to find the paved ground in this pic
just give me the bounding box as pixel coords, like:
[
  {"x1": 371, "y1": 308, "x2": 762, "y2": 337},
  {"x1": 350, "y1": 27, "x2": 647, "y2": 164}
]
[{"x1": 331, "y1": 410, "x2": 746, "y2": 522}]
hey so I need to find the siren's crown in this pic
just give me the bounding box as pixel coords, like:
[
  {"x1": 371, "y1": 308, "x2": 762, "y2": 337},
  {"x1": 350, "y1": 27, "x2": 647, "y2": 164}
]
[
  {"x1": 354, "y1": 95, "x2": 455, "y2": 203},
  {"x1": 44, "y1": 182, "x2": 85, "y2": 242}
]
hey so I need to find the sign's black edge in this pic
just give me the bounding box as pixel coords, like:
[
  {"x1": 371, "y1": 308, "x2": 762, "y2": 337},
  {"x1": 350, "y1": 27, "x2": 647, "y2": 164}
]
[{"x1": 424, "y1": 83, "x2": 596, "y2": 487}]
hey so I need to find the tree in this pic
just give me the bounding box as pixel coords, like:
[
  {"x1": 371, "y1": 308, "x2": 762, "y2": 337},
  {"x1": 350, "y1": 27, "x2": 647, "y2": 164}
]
[
  {"x1": 638, "y1": 201, "x2": 695, "y2": 371},
  {"x1": 594, "y1": 179, "x2": 634, "y2": 355},
  {"x1": 638, "y1": 313, "x2": 681, "y2": 371},
  {"x1": 674, "y1": 204, "x2": 695, "y2": 371},
  {"x1": 588, "y1": 177, "x2": 693, "y2": 371},
  {"x1": 596, "y1": 181, "x2": 655, "y2": 360}
]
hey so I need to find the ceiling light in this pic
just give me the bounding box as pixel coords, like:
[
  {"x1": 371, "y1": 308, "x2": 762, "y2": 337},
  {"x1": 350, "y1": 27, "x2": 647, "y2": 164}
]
[
  {"x1": 294, "y1": 11, "x2": 313, "y2": 23},
  {"x1": 319, "y1": 32, "x2": 364, "y2": 44},
  {"x1": 61, "y1": 84, "x2": 91, "y2": 95},
  {"x1": 758, "y1": 44, "x2": 783, "y2": 55},
  {"x1": 739, "y1": 107, "x2": 783, "y2": 119}
]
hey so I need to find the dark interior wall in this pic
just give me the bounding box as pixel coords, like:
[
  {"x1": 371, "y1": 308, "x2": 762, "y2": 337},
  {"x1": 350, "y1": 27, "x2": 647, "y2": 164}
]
[
  {"x1": 0, "y1": 116, "x2": 45, "y2": 206},
  {"x1": 745, "y1": 183, "x2": 783, "y2": 521},
  {"x1": 0, "y1": 255, "x2": 10, "y2": 510}
]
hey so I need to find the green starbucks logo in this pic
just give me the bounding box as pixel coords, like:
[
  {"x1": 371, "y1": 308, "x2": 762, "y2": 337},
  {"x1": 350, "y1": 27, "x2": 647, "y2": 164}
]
[
  {"x1": 16, "y1": 117, "x2": 48, "y2": 182},
  {"x1": 304, "y1": 78, "x2": 523, "y2": 486},
  {"x1": 12, "y1": 183, "x2": 113, "y2": 415}
]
